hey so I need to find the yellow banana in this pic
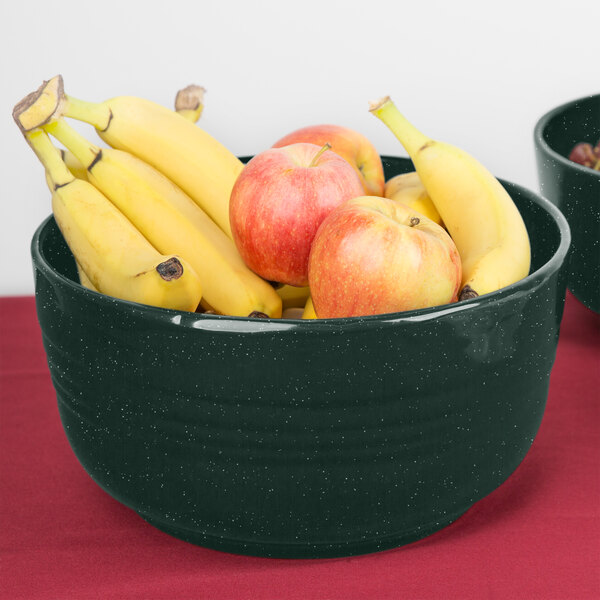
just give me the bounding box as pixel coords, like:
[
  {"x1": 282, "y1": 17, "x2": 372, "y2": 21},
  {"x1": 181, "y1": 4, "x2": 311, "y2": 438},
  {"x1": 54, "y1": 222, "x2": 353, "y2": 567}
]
[
  {"x1": 59, "y1": 149, "x2": 88, "y2": 180},
  {"x1": 302, "y1": 296, "x2": 317, "y2": 319},
  {"x1": 75, "y1": 261, "x2": 97, "y2": 291},
  {"x1": 275, "y1": 284, "x2": 311, "y2": 310},
  {"x1": 370, "y1": 96, "x2": 530, "y2": 300},
  {"x1": 384, "y1": 171, "x2": 443, "y2": 226},
  {"x1": 21, "y1": 129, "x2": 202, "y2": 312},
  {"x1": 44, "y1": 117, "x2": 281, "y2": 318},
  {"x1": 53, "y1": 75, "x2": 242, "y2": 239},
  {"x1": 60, "y1": 84, "x2": 207, "y2": 183},
  {"x1": 43, "y1": 168, "x2": 96, "y2": 291}
]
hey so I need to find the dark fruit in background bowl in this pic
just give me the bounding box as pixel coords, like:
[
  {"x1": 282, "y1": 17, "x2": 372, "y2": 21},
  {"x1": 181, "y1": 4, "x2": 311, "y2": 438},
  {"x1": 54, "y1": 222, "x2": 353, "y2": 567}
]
[{"x1": 568, "y1": 140, "x2": 600, "y2": 170}]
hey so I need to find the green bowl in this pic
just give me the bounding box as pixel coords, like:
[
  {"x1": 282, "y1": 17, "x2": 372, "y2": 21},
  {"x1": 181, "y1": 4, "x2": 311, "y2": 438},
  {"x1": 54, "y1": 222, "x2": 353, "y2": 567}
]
[
  {"x1": 534, "y1": 93, "x2": 600, "y2": 312},
  {"x1": 31, "y1": 156, "x2": 570, "y2": 558}
]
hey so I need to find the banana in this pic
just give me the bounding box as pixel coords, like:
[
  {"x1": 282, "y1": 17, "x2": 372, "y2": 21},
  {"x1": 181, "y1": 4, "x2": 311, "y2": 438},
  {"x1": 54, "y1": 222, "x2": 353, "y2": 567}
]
[
  {"x1": 60, "y1": 84, "x2": 207, "y2": 183},
  {"x1": 43, "y1": 168, "x2": 96, "y2": 291},
  {"x1": 384, "y1": 171, "x2": 443, "y2": 226},
  {"x1": 75, "y1": 261, "x2": 97, "y2": 291},
  {"x1": 52, "y1": 75, "x2": 242, "y2": 239},
  {"x1": 274, "y1": 284, "x2": 311, "y2": 310},
  {"x1": 370, "y1": 96, "x2": 530, "y2": 300},
  {"x1": 302, "y1": 296, "x2": 317, "y2": 319},
  {"x1": 59, "y1": 149, "x2": 88, "y2": 180},
  {"x1": 43, "y1": 117, "x2": 281, "y2": 318},
  {"x1": 20, "y1": 128, "x2": 203, "y2": 312}
]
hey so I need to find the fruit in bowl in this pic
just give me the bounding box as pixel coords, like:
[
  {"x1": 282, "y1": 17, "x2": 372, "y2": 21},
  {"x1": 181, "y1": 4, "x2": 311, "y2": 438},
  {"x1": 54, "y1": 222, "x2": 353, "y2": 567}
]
[
  {"x1": 14, "y1": 76, "x2": 532, "y2": 323},
  {"x1": 12, "y1": 75, "x2": 282, "y2": 318},
  {"x1": 229, "y1": 142, "x2": 364, "y2": 287},
  {"x1": 370, "y1": 96, "x2": 531, "y2": 303},
  {"x1": 308, "y1": 196, "x2": 461, "y2": 318},
  {"x1": 272, "y1": 124, "x2": 385, "y2": 196}
]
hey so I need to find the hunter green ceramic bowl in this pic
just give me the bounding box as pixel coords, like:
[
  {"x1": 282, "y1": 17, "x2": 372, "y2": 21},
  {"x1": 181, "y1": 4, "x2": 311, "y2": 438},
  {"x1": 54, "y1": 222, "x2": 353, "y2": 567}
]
[
  {"x1": 31, "y1": 156, "x2": 570, "y2": 559},
  {"x1": 534, "y1": 93, "x2": 600, "y2": 313}
]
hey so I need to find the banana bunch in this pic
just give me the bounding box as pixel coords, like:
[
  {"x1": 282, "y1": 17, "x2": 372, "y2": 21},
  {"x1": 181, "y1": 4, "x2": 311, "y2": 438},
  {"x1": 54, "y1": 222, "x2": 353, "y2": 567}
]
[
  {"x1": 25, "y1": 128, "x2": 203, "y2": 311},
  {"x1": 61, "y1": 79, "x2": 243, "y2": 240},
  {"x1": 13, "y1": 75, "x2": 281, "y2": 317}
]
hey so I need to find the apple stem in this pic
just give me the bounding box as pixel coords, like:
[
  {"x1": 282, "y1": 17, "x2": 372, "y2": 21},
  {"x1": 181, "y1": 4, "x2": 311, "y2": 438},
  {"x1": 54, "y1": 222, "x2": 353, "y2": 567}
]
[
  {"x1": 308, "y1": 143, "x2": 332, "y2": 167},
  {"x1": 409, "y1": 217, "x2": 420, "y2": 226}
]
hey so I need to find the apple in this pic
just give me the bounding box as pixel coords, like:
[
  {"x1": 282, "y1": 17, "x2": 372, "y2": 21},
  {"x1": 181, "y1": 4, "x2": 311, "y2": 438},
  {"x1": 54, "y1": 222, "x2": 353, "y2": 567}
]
[
  {"x1": 272, "y1": 124, "x2": 385, "y2": 196},
  {"x1": 229, "y1": 142, "x2": 364, "y2": 287},
  {"x1": 384, "y1": 171, "x2": 444, "y2": 226},
  {"x1": 308, "y1": 196, "x2": 462, "y2": 318}
]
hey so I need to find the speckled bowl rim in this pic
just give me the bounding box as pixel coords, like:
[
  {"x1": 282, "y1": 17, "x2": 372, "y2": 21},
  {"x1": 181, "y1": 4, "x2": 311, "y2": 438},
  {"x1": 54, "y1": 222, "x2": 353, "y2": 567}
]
[
  {"x1": 31, "y1": 158, "x2": 571, "y2": 333},
  {"x1": 534, "y1": 93, "x2": 600, "y2": 179}
]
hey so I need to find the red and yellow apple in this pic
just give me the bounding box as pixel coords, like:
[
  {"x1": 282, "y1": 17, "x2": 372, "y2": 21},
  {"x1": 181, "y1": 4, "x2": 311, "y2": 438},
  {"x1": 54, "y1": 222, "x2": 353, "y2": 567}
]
[
  {"x1": 308, "y1": 196, "x2": 462, "y2": 318},
  {"x1": 229, "y1": 142, "x2": 364, "y2": 287},
  {"x1": 273, "y1": 124, "x2": 385, "y2": 196}
]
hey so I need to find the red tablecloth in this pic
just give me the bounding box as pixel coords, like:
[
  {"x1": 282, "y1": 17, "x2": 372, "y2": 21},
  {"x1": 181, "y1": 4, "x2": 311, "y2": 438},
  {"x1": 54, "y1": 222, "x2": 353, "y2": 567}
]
[{"x1": 1, "y1": 293, "x2": 599, "y2": 600}]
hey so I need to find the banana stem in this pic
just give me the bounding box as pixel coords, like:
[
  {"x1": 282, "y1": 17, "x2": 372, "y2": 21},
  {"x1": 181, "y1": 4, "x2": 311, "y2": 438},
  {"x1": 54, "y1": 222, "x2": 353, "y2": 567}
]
[
  {"x1": 12, "y1": 75, "x2": 65, "y2": 133},
  {"x1": 175, "y1": 84, "x2": 205, "y2": 123},
  {"x1": 369, "y1": 96, "x2": 429, "y2": 156},
  {"x1": 63, "y1": 94, "x2": 112, "y2": 131},
  {"x1": 26, "y1": 129, "x2": 75, "y2": 188},
  {"x1": 45, "y1": 119, "x2": 100, "y2": 170}
]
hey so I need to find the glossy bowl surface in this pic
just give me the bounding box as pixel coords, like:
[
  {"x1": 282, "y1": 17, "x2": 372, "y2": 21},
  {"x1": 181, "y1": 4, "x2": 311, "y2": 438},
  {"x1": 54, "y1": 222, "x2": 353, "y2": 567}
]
[
  {"x1": 31, "y1": 156, "x2": 570, "y2": 558},
  {"x1": 534, "y1": 93, "x2": 600, "y2": 312}
]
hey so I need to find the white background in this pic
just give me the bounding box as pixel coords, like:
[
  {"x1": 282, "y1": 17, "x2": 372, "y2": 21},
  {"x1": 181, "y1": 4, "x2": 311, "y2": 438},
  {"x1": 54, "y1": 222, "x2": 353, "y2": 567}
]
[{"x1": 1, "y1": 0, "x2": 598, "y2": 296}]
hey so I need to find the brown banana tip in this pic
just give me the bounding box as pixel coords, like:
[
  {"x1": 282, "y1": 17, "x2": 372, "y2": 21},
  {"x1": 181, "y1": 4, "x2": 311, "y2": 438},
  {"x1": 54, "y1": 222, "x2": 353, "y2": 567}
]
[
  {"x1": 368, "y1": 96, "x2": 391, "y2": 112},
  {"x1": 12, "y1": 75, "x2": 65, "y2": 132},
  {"x1": 156, "y1": 257, "x2": 184, "y2": 281},
  {"x1": 174, "y1": 84, "x2": 206, "y2": 111},
  {"x1": 248, "y1": 311, "x2": 269, "y2": 319},
  {"x1": 458, "y1": 285, "x2": 479, "y2": 302}
]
